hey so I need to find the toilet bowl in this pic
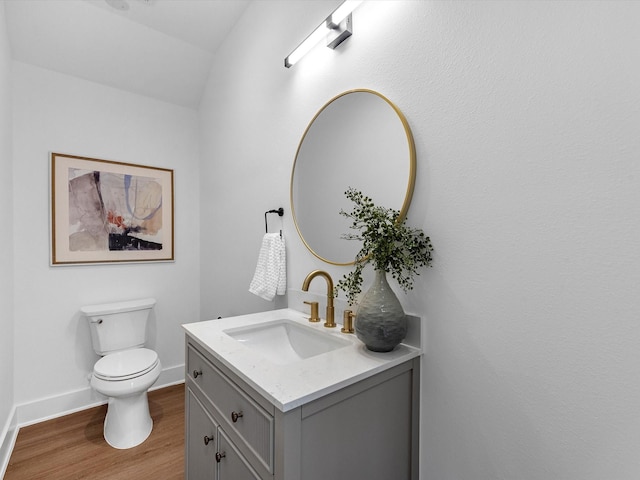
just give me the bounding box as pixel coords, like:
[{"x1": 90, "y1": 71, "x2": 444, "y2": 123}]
[
  {"x1": 81, "y1": 298, "x2": 161, "y2": 449},
  {"x1": 90, "y1": 348, "x2": 161, "y2": 449}
]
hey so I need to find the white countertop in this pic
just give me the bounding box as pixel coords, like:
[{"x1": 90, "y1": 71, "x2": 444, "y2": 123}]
[{"x1": 182, "y1": 308, "x2": 422, "y2": 412}]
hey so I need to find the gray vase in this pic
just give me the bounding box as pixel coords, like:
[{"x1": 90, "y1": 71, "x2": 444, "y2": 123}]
[{"x1": 355, "y1": 270, "x2": 407, "y2": 352}]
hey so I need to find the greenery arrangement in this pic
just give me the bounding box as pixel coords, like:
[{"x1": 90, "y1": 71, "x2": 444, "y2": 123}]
[{"x1": 335, "y1": 188, "x2": 434, "y2": 305}]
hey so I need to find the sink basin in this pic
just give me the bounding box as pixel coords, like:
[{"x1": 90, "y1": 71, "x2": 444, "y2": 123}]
[{"x1": 224, "y1": 319, "x2": 350, "y2": 365}]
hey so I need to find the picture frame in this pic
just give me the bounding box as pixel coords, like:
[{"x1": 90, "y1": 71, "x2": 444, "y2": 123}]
[{"x1": 50, "y1": 152, "x2": 174, "y2": 265}]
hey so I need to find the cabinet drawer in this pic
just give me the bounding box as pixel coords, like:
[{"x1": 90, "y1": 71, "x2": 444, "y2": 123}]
[{"x1": 188, "y1": 344, "x2": 274, "y2": 473}]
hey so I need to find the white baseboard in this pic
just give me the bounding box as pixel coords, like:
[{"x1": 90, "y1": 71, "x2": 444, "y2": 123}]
[
  {"x1": 0, "y1": 406, "x2": 18, "y2": 479},
  {"x1": 16, "y1": 364, "x2": 184, "y2": 428}
]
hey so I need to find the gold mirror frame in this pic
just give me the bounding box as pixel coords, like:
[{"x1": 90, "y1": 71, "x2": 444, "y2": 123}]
[{"x1": 290, "y1": 89, "x2": 416, "y2": 266}]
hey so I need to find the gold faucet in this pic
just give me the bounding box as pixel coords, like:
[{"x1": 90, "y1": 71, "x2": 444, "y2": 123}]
[{"x1": 301, "y1": 270, "x2": 336, "y2": 328}]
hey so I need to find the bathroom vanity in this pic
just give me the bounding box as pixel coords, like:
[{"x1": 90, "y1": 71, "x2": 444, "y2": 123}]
[{"x1": 183, "y1": 308, "x2": 421, "y2": 480}]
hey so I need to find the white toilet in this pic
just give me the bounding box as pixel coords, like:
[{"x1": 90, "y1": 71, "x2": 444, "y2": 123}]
[{"x1": 81, "y1": 297, "x2": 162, "y2": 449}]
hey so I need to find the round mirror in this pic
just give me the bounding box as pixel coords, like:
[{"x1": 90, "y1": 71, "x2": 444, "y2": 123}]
[{"x1": 291, "y1": 89, "x2": 416, "y2": 265}]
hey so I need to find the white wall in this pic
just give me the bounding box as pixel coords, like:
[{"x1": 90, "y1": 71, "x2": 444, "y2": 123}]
[
  {"x1": 199, "y1": 0, "x2": 345, "y2": 320},
  {"x1": 11, "y1": 62, "x2": 200, "y2": 415},
  {"x1": 0, "y1": 0, "x2": 16, "y2": 470},
  {"x1": 200, "y1": 1, "x2": 640, "y2": 479}
]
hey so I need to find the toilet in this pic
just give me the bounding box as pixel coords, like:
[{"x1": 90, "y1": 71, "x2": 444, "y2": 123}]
[{"x1": 81, "y1": 297, "x2": 161, "y2": 449}]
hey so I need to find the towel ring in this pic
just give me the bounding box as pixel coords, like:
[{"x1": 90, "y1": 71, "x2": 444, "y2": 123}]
[{"x1": 265, "y1": 208, "x2": 284, "y2": 236}]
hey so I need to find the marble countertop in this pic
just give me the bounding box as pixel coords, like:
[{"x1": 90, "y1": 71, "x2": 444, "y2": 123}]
[{"x1": 182, "y1": 308, "x2": 421, "y2": 412}]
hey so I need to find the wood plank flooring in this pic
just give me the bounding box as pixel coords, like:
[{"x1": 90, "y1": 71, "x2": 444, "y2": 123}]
[{"x1": 5, "y1": 383, "x2": 184, "y2": 480}]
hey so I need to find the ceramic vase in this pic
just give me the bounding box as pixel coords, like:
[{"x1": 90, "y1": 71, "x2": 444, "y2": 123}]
[{"x1": 355, "y1": 269, "x2": 407, "y2": 352}]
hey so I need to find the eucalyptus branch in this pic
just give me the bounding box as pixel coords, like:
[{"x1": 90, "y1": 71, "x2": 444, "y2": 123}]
[{"x1": 334, "y1": 188, "x2": 433, "y2": 305}]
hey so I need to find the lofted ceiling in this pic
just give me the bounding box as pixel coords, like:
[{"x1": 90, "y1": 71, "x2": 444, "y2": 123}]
[{"x1": 4, "y1": 0, "x2": 252, "y2": 108}]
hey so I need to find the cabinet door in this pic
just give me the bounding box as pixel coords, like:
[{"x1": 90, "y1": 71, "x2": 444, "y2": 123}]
[
  {"x1": 217, "y1": 428, "x2": 262, "y2": 480},
  {"x1": 300, "y1": 369, "x2": 414, "y2": 480},
  {"x1": 187, "y1": 388, "x2": 217, "y2": 480}
]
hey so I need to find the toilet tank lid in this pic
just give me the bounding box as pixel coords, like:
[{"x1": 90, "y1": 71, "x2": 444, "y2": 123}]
[{"x1": 80, "y1": 298, "x2": 156, "y2": 316}]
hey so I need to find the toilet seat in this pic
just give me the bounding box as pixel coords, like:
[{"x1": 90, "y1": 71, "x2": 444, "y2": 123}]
[{"x1": 94, "y1": 348, "x2": 159, "y2": 381}]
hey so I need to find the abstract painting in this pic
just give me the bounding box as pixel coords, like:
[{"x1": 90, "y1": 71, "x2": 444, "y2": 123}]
[{"x1": 51, "y1": 153, "x2": 174, "y2": 265}]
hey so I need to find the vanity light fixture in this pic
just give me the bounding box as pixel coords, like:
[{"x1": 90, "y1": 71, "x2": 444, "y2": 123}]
[{"x1": 284, "y1": 0, "x2": 362, "y2": 68}]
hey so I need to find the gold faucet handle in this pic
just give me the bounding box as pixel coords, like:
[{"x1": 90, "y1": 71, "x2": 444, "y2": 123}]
[
  {"x1": 341, "y1": 310, "x2": 355, "y2": 334},
  {"x1": 303, "y1": 301, "x2": 321, "y2": 322}
]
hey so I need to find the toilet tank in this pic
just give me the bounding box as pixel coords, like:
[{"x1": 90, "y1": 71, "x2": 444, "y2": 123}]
[{"x1": 81, "y1": 298, "x2": 156, "y2": 355}]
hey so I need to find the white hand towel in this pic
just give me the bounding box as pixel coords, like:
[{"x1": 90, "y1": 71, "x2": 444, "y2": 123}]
[{"x1": 249, "y1": 233, "x2": 286, "y2": 301}]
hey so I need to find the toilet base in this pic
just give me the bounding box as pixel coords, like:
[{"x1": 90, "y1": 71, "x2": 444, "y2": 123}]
[
  {"x1": 104, "y1": 391, "x2": 153, "y2": 449},
  {"x1": 90, "y1": 353, "x2": 161, "y2": 449}
]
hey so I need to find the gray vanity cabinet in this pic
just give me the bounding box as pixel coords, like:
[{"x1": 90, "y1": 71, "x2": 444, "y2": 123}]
[
  {"x1": 186, "y1": 342, "x2": 271, "y2": 479},
  {"x1": 185, "y1": 336, "x2": 420, "y2": 480}
]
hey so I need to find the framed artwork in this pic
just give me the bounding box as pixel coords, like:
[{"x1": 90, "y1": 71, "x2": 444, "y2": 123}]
[{"x1": 50, "y1": 152, "x2": 174, "y2": 265}]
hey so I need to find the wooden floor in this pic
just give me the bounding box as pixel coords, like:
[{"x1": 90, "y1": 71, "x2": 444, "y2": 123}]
[{"x1": 5, "y1": 384, "x2": 184, "y2": 480}]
